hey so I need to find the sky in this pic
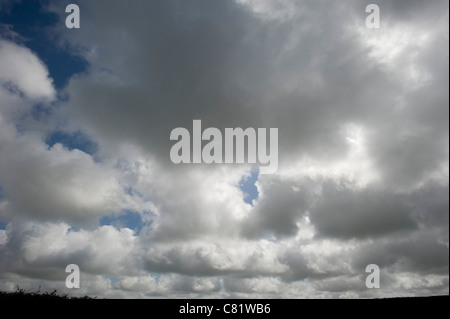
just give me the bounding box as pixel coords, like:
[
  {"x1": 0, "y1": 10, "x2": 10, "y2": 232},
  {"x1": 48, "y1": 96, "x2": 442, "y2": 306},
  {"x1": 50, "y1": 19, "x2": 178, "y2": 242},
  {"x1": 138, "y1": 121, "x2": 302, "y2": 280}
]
[{"x1": 0, "y1": 0, "x2": 448, "y2": 298}]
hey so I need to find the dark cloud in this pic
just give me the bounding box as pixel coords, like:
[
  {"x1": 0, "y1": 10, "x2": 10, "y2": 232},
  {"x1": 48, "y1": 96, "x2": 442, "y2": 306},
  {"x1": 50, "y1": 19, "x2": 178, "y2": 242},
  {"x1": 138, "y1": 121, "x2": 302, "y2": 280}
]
[
  {"x1": 310, "y1": 180, "x2": 417, "y2": 239},
  {"x1": 278, "y1": 247, "x2": 312, "y2": 281},
  {"x1": 0, "y1": 0, "x2": 447, "y2": 298},
  {"x1": 410, "y1": 183, "x2": 449, "y2": 228},
  {"x1": 353, "y1": 231, "x2": 449, "y2": 275},
  {"x1": 242, "y1": 177, "x2": 314, "y2": 238}
]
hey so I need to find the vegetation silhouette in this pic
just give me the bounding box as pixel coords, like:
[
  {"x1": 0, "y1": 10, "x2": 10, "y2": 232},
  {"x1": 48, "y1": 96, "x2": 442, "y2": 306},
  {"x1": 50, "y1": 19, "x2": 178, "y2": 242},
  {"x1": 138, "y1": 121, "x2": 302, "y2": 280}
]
[{"x1": 0, "y1": 286, "x2": 93, "y2": 299}]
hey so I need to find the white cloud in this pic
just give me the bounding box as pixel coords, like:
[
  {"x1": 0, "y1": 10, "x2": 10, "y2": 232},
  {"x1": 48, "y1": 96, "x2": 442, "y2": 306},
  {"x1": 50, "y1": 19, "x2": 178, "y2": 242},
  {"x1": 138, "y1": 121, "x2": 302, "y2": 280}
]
[
  {"x1": 0, "y1": 0, "x2": 448, "y2": 298},
  {"x1": 0, "y1": 222, "x2": 141, "y2": 278},
  {"x1": 0, "y1": 39, "x2": 55, "y2": 101},
  {"x1": 0, "y1": 136, "x2": 148, "y2": 226}
]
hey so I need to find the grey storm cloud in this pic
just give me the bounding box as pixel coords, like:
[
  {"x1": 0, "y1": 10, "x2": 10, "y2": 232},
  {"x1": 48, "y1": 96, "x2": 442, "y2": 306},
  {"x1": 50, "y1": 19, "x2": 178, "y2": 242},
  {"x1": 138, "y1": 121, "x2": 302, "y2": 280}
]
[
  {"x1": 56, "y1": 0, "x2": 374, "y2": 160},
  {"x1": 53, "y1": 0, "x2": 448, "y2": 186},
  {"x1": 241, "y1": 176, "x2": 314, "y2": 239},
  {"x1": 352, "y1": 230, "x2": 449, "y2": 275},
  {"x1": 310, "y1": 180, "x2": 417, "y2": 239},
  {"x1": 0, "y1": 0, "x2": 448, "y2": 298}
]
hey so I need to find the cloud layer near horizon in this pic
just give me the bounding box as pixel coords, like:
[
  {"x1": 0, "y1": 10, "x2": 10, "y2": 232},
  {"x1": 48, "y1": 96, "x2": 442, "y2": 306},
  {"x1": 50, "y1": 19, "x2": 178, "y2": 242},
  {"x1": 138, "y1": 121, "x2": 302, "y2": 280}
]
[{"x1": 0, "y1": 0, "x2": 448, "y2": 298}]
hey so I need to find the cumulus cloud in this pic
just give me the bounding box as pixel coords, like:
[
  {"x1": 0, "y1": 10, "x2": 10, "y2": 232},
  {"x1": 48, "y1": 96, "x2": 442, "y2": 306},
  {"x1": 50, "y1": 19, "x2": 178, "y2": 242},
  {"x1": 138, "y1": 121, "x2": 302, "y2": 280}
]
[
  {"x1": 310, "y1": 180, "x2": 417, "y2": 239},
  {"x1": 0, "y1": 39, "x2": 55, "y2": 101},
  {"x1": 0, "y1": 139, "x2": 148, "y2": 226},
  {"x1": 0, "y1": 0, "x2": 448, "y2": 298}
]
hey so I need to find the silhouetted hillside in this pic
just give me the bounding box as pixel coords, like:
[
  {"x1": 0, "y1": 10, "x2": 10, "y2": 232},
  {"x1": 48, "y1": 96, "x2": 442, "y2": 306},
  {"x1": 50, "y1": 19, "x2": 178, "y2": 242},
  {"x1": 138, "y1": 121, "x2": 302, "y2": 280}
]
[{"x1": 0, "y1": 289, "x2": 93, "y2": 300}]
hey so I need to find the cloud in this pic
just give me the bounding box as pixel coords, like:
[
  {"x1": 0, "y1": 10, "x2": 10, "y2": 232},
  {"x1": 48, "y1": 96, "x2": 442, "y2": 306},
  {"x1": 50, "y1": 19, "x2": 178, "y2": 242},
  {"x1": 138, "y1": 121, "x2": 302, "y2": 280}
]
[
  {"x1": 143, "y1": 239, "x2": 289, "y2": 278},
  {"x1": 51, "y1": 0, "x2": 448, "y2": 190},
  {"x1": 0, "y1": 39, "x2": 153, "y2": 227},
  {"x1": 352, "y1": 230, "x2": 449, "y2": 275},
  {"x1": 310, "y1": 180, "x2": 417, "y2": 239},
  {"x1": 0, "y1": 39, "x2": 55, "y2": 101},
  {"x1": 0, "y1": 132, "x2": 148, "y2": 226},
  {"x1": 0, "y1": 222, "x2": 141, "y2": 280},
  {"x1": 241, "y1": 176, "x2": 314, "y2": 238},
  {"x1": 0, "y1": 0, "x2": 448, "y2": 298}
]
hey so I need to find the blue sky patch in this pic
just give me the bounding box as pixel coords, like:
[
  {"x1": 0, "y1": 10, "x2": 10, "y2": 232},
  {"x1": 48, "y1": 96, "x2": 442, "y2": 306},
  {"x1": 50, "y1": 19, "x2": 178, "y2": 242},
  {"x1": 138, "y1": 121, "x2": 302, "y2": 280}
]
[
  {"x1": 100, "y1": 211, "x2": 146, "y2": 233},
  {"x1": 45, "y1": 130, "x2": 98, "y2": 155},
  {"x1": 239, "y1": 169, "x2": 259, "y2": 206}
]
